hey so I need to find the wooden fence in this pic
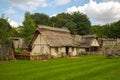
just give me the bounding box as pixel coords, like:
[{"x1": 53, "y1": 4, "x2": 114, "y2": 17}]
[
  {"x1": 15, "y1": 53, "x2": 52, "y2": 60},
  {"x1": 15, "y1": 54, "x2": 30, "y2": 60}
]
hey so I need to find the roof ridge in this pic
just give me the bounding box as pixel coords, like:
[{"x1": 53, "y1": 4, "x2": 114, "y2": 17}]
[{"x1": 37, "y1": 25, "x2": 70, "y2": 33}]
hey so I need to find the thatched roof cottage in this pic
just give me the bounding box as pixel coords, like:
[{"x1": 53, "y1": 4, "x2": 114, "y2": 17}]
[{"x1": 28, "y1": 25, "x2": 78, "y2": 60}]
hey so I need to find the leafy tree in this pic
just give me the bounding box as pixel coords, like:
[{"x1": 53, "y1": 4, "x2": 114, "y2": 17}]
[
  {"x1": 7, "y1": 26, "x2": 24, "y2": 38},
  {"x1": 49, "y1": 13, "x2": 72, "y2": 28},
  {"x1": 49, "y1": 12, "x2": 91, "y2": 35},
  {"x1": 31, "y1": 13, "x2": 49, "y2": 26},
  {"x1": 91, "y1": 20, "x2": 120, "y2": 39},
  {"x1": 0, "y1": 18, "x2": 12, "y2": 60},
  {"x1": 91, "y1": 25, "x2": 107, "y2": 38},
  {"x1": 22, "y1": 12, "x2": 36, "y2": 44},
  {"x1": 56, "y1": 13, "x2": 72, "y2": 27},
  {"x1": 56, "y1": 13, "x2": 72, "y2": 22},
  {"x1": 71, "y1": 12, "x2": 91, "y2": 35},
  {"x1": 49, "y1": 16, "x2": 58, "y2": 27},
  {"x1": 15, "y1": 26, "x2": 24, "y2": 37},
  {"x1": 65, "y1": 22, "x2": 77, "y2": 34},
  {"x1": 111, "y1": 20, "x2": 120, "y2": 38},
  {"x1": 55, "y1": 19, "x2": 67, "y2": 28},
  {"x1": 0, "y1": 18, "x2": 11, "y2": 44}
]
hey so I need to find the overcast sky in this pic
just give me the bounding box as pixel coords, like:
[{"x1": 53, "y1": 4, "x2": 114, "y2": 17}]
[{"x1": 0, "y1": 0, "x2": 120, "y2": 27}]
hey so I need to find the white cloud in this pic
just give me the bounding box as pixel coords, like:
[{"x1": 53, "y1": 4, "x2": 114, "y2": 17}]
[
  {"x1": 5, "y1": 7, "x2": 16, "y2": 14},
  {"x1": 9, "y1": 0, "x2": 48, "y2": 11},
  {"x1": 50, "y1": 13, "x2": 57, "y2": 17},
  {"x1": 8, "y1": 0, "x2": 71, "y2": 11},
  {"x1": 102, "y1": 0, "x2": 120, "y2": 2},
  {"x1": 54, "y1": 0, "x2": 71, "y2": 5},
  {"x1": 67, "y1": 0, "x2": 120, "y2": 25},
  {"x1": 8, "y1": 18, "x2": 21, "y2": 27},
  {"x1": 67, "y1": 6, "x2": 80, "y2": 13},
  {"x1": 9, "y1": 0, "x2": 28, "y2": 3}
]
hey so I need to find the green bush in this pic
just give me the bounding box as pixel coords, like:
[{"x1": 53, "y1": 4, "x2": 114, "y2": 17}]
[{"x1": 15, "y1": 48, "x2": 23, "y2": 52}]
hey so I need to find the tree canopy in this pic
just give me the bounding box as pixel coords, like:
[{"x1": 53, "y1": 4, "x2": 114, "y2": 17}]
[
  {"x1": 49, "y1": 12, "x2": 91, "y2": 35},
  {"x1": 30, "y1": 12, "x2": 91, "y2": 35},
  {"x1": 22, "y1": 12, "x2": 36, "y2": 44},
  {"x1": 91, "y1": 20, "x2": 120, "y2": 39},
  {"x1": 31, "y1": 13, "x2": 49, "y2": 26},
  {"x1": 0, "y1": 18, "x2": 11, "y2": 44},
  {"x1": 71, "y1": 12, "x2": 91, "y2": 35}
]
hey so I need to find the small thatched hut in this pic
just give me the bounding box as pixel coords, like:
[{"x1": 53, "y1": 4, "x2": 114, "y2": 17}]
[
  {"x1": 100, "y1": 39, "x2": 117, "y2": 46},
  {"x1": 28, "y1": 25, "x2": 78, "y2": 60},
  {"x1": 12, "y1": 37, "x2": 26, "y2": 48},
  {"x1": 79, "y1": 35, "x2": 100, "y2": 53}
]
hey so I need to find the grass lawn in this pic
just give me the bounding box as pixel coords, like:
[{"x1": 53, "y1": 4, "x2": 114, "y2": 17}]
[{"x1": 0, "y1": 55, "x2": 120, "y2": 80}]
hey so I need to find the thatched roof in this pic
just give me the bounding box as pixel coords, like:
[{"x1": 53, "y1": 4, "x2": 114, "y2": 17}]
[
  {"x1": 72, "y1": 35, "x2": 82, "y2": 46},
  {"x1": 80, "y1": 39, "x2": 94, "y2": 48},
  {"x1": 29, "y1": 25, "x2": 75, "y2": 49},
  {"x1": 80, "y1": 35, "x2": 99, "y2": 48}
]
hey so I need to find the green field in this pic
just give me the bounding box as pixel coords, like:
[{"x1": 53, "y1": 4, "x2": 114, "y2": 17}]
[{"x1": 0, "y1": 55, "x2": 120, "y2": 80}]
